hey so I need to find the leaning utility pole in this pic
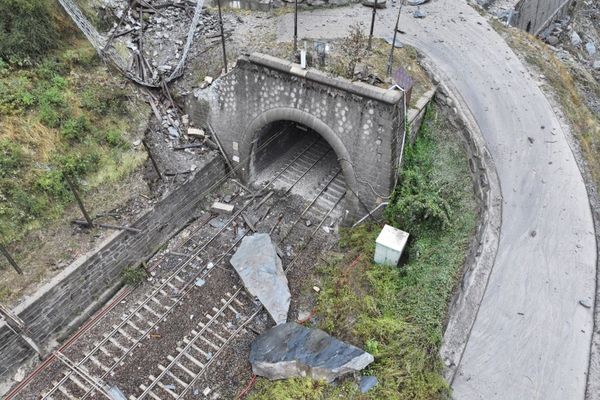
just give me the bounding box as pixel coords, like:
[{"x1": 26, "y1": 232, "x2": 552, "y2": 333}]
[
  {"x1": 65, "y1": 174, "x2": 94, "y2": 227},
  {"x1": 0, "y1": 244, "x2": 23, "y2": 275},
  {"x1": 386, "y1": 0, "x2": 405, "y2": 76},
  {"x1": 293, "y1": 0, "x2": 299, "y2": 56},
  {"x1": 367, "y1": 0, "x2": 379, "y2": 50},
  {"x1": 217, "y1": 0, "x2": 228, "y2": 73}
]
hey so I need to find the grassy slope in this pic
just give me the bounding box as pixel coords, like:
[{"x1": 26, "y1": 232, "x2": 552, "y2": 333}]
[
  {"x1": 0, "y1": 38, "x2": 149, "y2": 301},
  {"x1": 248, "y1": 105, "x2": 478, "y2": 399}
]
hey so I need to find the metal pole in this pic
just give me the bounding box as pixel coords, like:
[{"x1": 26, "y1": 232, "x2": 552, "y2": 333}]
[
  {"x1": 386, "y1": 0, "x2": 404, "y2": 76},
  {"x1": 142, "y1": 139, "x2": 163, "y2": 180},
  {"x1": 217, "y1": 0, "x2": 228, "y2": 73},
  {"x1": 0, "y1": 244, "x2": 23, "y2": 275},
  {"x1": 294, "y1": 0, "x2": 298, "y2": 56},
  {"x1": 65, "y1": 174, "x2": 94, "y2": 227},
  {"x1": 367, "y1": 0, "x2": 378, "y2": 50}
]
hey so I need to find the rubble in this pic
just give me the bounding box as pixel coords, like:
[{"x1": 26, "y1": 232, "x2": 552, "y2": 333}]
[
  {"x1": 249, "y1": 322, "x2": 374, "y2": 382},
  {"x1": 359, "y1": 376, "x2": 378, "y2": 393},
  {"x1": 571, "y1": 31, "x2": 582, "y2": 47},
  {"x1": 211, "y1": 202, "x2": 235, "y2": 214},
  {"x1": 230, "y1": 234, "x2": 290, "y2": 325}
]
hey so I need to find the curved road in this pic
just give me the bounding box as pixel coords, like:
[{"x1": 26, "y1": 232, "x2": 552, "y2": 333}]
[{"x1": 277, "y1": 1, "x2": 597, "y2": 399}]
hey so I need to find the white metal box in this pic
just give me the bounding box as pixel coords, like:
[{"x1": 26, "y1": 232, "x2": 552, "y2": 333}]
[{"x1": 374, "y1": 224, "x2": 409, "y2": 266}]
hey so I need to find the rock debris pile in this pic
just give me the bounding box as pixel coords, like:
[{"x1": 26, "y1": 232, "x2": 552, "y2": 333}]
[{"x1": 229, "y1": 234, "x2": 373, "y2": 387}]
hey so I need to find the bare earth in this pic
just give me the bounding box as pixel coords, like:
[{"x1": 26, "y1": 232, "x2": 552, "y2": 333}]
[{"x1": 277, "y1": 1, "x2": 597, "y2": 399}]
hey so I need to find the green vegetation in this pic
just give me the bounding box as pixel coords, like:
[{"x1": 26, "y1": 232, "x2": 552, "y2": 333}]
[
  {"x1": 0, "y1": 0, "x2": 73, "y2": 64},
  {"x1": 249, "y1": 105, "x2": 478, "y2": 399},
  {"x1": 0, "y1": 36, "x2": 148, "y2": 296},
  {"x1": 121, "y1": 266, "x2": 147, "y2": 286}
]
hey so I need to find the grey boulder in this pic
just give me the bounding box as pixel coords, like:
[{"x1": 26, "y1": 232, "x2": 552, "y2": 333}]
[
  {"x1": 249, "y1": 322, "x2": 374, "y2": 383},
  {"x1": 230, "y1": 233, "x2": 290, "y2": 325}
]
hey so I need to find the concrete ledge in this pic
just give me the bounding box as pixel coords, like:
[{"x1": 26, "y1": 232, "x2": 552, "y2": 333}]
[{"x1": 246, "y1": 53, "x2": 403, "y2": 105}]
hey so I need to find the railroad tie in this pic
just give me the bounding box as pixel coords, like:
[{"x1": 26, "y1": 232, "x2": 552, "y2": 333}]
[{"x1": 167, "y1": 355, "x2": 197, "y2": 379}]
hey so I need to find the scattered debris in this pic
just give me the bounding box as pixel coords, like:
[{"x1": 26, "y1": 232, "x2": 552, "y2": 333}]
[
  {"x1": 312, "y1": 286, "x2": 321, "y2": 293},
  {"x1": 571, "y1": 31, "x2": 582, "y2": 47},
  {"x1": 230, "y1": 234, "x2": 290, "y2": 325},
  {"x1": 211, "y1": 202, "x2": 235, "y2": 215},
  {"x1": 579, "y1": 299, "x2": 592, "y2": 309},
  {"x1": 359, "y1": 376, "x2": 378, "y2": 393},
  {"x1": 413, "y1": 7, "x2": 427, "y2": 18},
  {"x1": 188, "y1": 127, "x2": 206, "y2": 138},
  {"x1": 249, "y1": 322, "x2": 374, "y2": 382},
  {"x1": 361, "y1": 0, "x2": 387, "y2": 8},
  {"x1": 195, "y1": 278, "x2": 206, "y2": 287},
  {"x1": 385, "y1": 36, "x2": 404, "y2": 48}
]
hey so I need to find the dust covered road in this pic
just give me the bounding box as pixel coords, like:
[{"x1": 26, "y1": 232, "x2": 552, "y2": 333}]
[{"x1": 277, "y1": 1, "x2": 597, "y2": 399}]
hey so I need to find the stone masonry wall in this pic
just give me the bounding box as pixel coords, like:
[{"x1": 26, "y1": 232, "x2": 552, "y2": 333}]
[
  {"x1": 0, "y1": 156, "x2": 226, "y2": 382},
  {"x1": 190, "y1": 53, "x2": 405, "y2": 218}
]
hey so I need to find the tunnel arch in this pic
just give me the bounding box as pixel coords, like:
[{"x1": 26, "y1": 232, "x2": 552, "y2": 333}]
[{"x1": 240, "y1": 107, "x2": 361, "y2": 215}]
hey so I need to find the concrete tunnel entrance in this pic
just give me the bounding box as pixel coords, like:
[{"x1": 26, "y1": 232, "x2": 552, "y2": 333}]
[{"x1": 249, "y1": 120, "x2": 349, "y2": 221}]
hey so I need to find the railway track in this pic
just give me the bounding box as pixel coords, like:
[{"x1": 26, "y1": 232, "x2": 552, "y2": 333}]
[{"x1": 24, "y1": 135, "x2": 346, "y2": 400}]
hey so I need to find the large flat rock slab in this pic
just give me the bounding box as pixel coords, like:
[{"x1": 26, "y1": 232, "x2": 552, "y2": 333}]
[
  {"x1": 249, "y1": 322, "x2": 374, "y2": 382},
  {"x1": 230, "y1": 233, "x2": 290, "y2": 324}
]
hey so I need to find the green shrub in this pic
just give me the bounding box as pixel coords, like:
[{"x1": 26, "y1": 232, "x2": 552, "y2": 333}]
[
  {"x1": 38, "y1": 84, "x2": 68, "y2": 127},
  {"x1": 35, "y1": 170, "x2": 69, "y2": 201},
  {"x1": 53, "y1": 150, "x2": 100, "y2": 177},
  {"x1": 61, "y1": 115, "x2": 91, "y2": 142},
  {"x1": 0, "y1": 140, "x2": 27, "y2": 177},
  {"x1": 81, "y1": 85, "x2": 128, "y2": 115},
  {"x1": 121, "y1": 266, "x2": 146, "y2": 286},
  {"x1": 0, "y1": 76, "x2": 36, "y2": 113},
  {"x1": 105, "y1": 129, "x2": 129, "y2": 149},
  {"x1": 386, "y1": 106, "x2": 452, "y2": 235},
  {"x1": 0, "y1": 0, "x2": 61, "y2": 64}
]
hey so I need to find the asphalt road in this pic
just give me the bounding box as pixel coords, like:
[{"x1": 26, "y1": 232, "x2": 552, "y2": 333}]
[{"x1": 277, "y1": 2, "x2": 597, "y2": 399}]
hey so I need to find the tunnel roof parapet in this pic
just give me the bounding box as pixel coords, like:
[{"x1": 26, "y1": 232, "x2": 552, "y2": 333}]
[{"x1": 244, "y1": 53, "x2": 403, "y2": 105}]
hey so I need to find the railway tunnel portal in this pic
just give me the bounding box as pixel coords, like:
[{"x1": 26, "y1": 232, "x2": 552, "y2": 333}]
[{"x1": 190, "y1": 53, "x2": 406, "y2": 221}]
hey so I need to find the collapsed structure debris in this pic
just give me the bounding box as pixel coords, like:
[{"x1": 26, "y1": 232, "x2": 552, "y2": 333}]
[
  {"x1": 230, "y1": 234, "x2": 291, "y2": 325},
  {"x1": 249, "y1": 322, "x2": 374, "y2": 382}
]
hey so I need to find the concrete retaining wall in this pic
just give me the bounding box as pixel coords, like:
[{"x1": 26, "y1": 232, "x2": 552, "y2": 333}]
[
  {"x1": 512, "y1": 0, "x2": 574, "y2": 35},
  {"x1": 0, "y1": 156, "x2": 226, "y2": 383}
]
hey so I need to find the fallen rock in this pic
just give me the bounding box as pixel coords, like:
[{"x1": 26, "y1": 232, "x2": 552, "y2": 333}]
[
  {"x1": 361, "y1": 0, "x2": 386, "y2": 8},
  {"x1": 413, "y1": 7, "x2": 426, "y2": 18},
  {"x1": 250, "y1": 322, "x2": 374, "y2": 382},
  {"x1": 359, "y1": 376, "x2": 378, "y2": 393},
  {"x1": 586, "y1": 42, "x2": 597, "y2": 56},
  {"x1": 571, "y1": 31, "x2": 582, "y2": 47},
  {"x1": 547, "y1": 35, "x2": 559, "y2": 46},
  {"x1": 230, "y1": 234, "x2": 290, "y2": 324}
]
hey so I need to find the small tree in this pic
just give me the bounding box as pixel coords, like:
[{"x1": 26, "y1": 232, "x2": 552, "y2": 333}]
[{"x1": 338, "y1": 23, "x2": 368, "y2": 79}]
